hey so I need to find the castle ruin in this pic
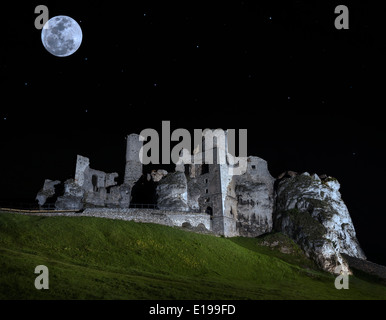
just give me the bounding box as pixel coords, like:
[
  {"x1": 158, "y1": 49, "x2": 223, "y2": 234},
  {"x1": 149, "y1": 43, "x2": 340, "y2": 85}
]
[
  {"x1": 35, "y1": 130, "x2": 367, "y2": 274},
  {"x1": 37, "y1": 131, "x2": 275, "y2": 237}
]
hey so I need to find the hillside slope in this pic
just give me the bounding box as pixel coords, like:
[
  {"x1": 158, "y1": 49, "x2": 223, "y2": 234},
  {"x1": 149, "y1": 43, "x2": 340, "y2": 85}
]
[{"x1": 0, "y1": 212, "x2": 385, "y2": 300}]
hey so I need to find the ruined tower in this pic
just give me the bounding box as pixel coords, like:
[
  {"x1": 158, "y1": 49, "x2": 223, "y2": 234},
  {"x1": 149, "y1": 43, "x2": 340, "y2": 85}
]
[
  {"x1": 124, "y1": 133, "x2": 143, "y2": 185},
  {"x1": 188, "y1": 130, "x2": 238, "y2": 237}
]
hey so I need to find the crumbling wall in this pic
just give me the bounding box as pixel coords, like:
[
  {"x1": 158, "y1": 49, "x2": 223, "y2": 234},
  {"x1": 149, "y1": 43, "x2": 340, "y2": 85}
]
[
  {"x1": 187, "y1": 145, "x2": 236, "y2": 236},
  {"x1": 53, "y1": 155, "x2": 122, "y2": 209},
  {"x1": 36, "y1": 179, "x2": 61, "y2": 206},
  {"x1": 105, "y1": 173, "x2": 119, "y2": 187},
  {"x1": 55, "y1": 179, "x2": 84, "y2": 210},
  {"x1": 186, "y1": 162, "x2": 231, "y2": 235},
  {"x1": 82, "y1": 208, "x2": 211, "y2": 231},
  {"x1": 9, "y1": 208, "x2": 212, "y2": 232},
  {"x1": 219, "y1": 163, "x2": 238, "y2": 237},
  {"x1": 74, "y1": 155, "x2": 89, "y2": 187},
  {"x1": 73, "y1": 156, "x2": 120, "y2": 208}
]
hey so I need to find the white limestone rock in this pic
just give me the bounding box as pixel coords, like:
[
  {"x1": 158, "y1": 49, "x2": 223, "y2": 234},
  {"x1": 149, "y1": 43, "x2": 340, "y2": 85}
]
[
  {"x1": 275, "y1": 173, "x2": 366, "y2": 274},
  {"x1": 156, "y1": 172, "x2": 189, "y2": 211},
  {"x1": 234, "y1": 157, "x2": 275, "y2": 237},
  {"x1": 151, "y1": 169, "x2": 168, "y2": 182},
  {"x1": 186, "y1": 178, "x2": 201, "y2": 212}
]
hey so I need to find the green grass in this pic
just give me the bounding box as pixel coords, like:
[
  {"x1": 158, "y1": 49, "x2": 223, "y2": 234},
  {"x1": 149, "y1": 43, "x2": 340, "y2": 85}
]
[{"x1": 0, "y1": 212, "x2": 385, "y2": 300}]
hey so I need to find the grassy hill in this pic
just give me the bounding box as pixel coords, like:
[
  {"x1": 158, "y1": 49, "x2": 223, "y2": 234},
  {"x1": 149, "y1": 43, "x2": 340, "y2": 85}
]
[{"x1": 0, "y1": 212, "x2": 385, "y2": 300}]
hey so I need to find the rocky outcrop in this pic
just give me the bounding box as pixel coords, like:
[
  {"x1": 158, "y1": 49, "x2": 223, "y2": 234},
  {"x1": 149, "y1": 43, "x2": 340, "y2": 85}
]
[
  {"x1": 274, "y1": 172, "x2": 366, "y2": 273},
  {"x1": 156, "y1": 172, "x2": 189, "y2": 211},
  {"x1": 186, "y1": 178, "x2": 202, "y2": 212},
  {"x1": 234, "y1": 157, "x2": 275, "y2": 237},
  {"x1": 342, "y1": 253, "x2": 386, "y2": 285},
  {"x1": 36, "y1": 179, "x2": 61, "y2": 206}
]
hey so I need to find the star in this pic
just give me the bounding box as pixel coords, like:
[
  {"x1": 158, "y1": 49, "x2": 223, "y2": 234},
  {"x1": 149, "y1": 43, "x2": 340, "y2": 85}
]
[
  {"x1": 3, "y1": 117, "x2": 6, "y2": 121},
  {"x1": 24, "y1": 82, "x2": 28, "y2": 86}
]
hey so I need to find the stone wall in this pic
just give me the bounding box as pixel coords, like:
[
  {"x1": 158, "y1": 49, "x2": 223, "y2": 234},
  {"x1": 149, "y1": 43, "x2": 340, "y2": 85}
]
[
  {"x1": 74, "y1": 155, "x2": 89, "y2": 187},
  {"x1": 5, "y1": 208, "x2": 211, "y2": 232},
  {"x1": 81, "y1": 208, "x2": 211, "y2": 230},
  {"x1": 35, "y1": 179, "x2": 61, "y2": 206}
]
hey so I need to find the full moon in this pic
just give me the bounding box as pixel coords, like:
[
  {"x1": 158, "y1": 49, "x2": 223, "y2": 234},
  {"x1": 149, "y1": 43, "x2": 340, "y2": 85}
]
[{"x1": 41, "y1": 16, "x2": 83, "y2": 57}]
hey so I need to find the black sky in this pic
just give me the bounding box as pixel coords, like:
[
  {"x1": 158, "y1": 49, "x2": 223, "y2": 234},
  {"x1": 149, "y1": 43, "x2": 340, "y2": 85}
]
[{"x1": 0, "y1": 1, "x2": 385, "y2": 265}]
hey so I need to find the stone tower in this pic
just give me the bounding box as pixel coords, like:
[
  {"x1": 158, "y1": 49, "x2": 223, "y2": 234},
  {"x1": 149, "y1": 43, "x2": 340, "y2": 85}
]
[
  {"x1": 188, "y1": 130, "x2": 238, "y2": 237},
  {"x1": 124, "y1": 133, "x2": 143, "y2": 185}
]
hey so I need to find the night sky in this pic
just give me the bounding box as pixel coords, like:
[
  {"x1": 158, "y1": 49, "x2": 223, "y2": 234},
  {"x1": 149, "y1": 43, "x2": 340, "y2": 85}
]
[{"x1": 1, "y1": 1, "x2": 385, "y2": 265}]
